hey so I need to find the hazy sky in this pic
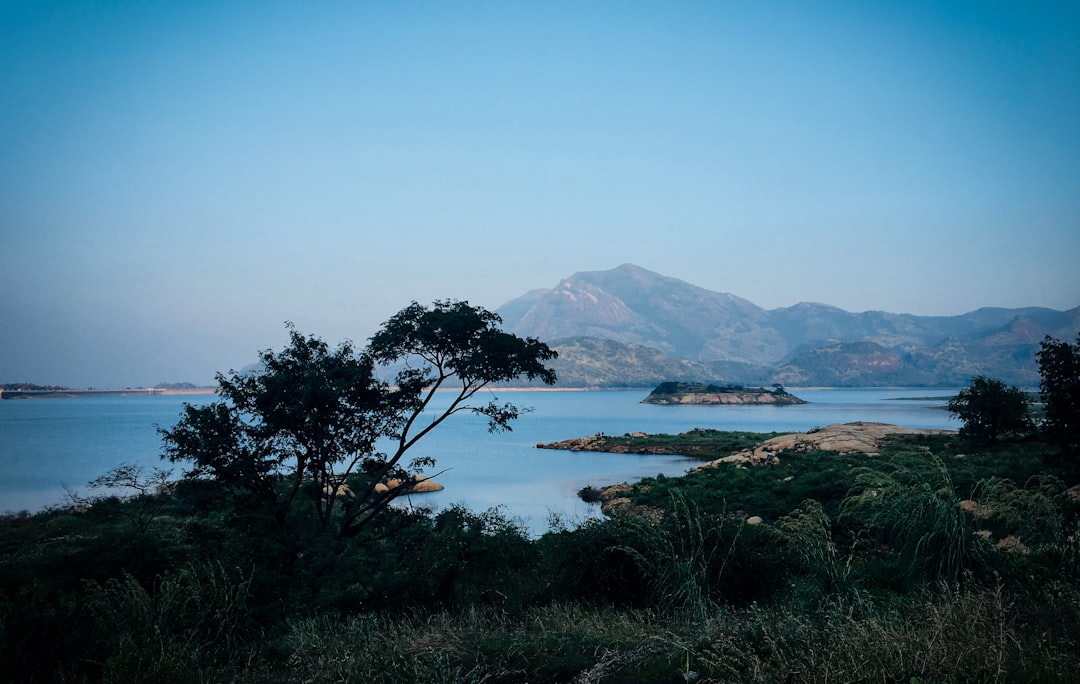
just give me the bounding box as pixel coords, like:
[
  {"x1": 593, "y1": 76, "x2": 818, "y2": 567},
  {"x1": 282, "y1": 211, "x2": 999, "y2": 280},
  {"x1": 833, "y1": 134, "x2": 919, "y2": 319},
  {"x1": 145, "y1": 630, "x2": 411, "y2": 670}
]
[{"x1": 2, "y1": 1, "x2": 1078, "y2": 387}]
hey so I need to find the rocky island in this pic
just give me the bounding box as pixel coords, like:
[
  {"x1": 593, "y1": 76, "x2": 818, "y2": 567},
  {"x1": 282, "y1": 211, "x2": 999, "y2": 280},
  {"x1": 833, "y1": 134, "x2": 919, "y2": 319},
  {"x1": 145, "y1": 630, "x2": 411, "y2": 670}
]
[{"x1": 641, "y1": 381, "x2": 806, "y2": 405}]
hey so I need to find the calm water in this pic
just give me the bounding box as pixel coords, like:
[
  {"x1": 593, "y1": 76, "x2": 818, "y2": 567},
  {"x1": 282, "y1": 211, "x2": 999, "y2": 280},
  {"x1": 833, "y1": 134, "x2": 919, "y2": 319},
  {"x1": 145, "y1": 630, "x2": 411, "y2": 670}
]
[{"x1": 0, "y1": 388, "x2": 959, "y2": 533}]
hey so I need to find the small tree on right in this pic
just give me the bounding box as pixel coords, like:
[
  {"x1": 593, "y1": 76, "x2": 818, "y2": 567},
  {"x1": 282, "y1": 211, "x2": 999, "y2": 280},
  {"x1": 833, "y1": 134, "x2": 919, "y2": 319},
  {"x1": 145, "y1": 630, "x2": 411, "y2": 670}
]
[
  {"x1": 1036, "y1": 334, "x2": 1080, "y2": 453},
  {"x1": 947, "y1": 375, "x2": 1032, "y2": 444}
]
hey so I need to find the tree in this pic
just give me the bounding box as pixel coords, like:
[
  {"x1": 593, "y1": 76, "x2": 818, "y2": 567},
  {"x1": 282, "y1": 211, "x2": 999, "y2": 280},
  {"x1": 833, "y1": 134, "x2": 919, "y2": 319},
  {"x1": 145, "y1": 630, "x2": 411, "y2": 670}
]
[
  {"x1": 160, "y1": 324, "x2": 394, "y2": 528},
  {"x1": 66, "y1": 463, "x2": 175, "y2": 534},
  {"x1": 160, "y1": 301, "x2": 557, "y2": 537},
  {"x1": 947, "y1": 375, "x2": 1032, "y2": 444},
  {"x1": 345, "y1": 300, "x2": 557, "y2": 536},
  {"x1": 1036, "y1": 334, "x2": 1080, "y2": 452}
]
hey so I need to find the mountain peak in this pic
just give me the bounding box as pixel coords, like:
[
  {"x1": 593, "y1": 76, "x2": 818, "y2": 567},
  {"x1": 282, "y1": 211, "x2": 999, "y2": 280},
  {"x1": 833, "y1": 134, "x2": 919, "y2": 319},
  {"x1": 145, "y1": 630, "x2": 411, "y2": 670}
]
[
  {"x1": 495, "y1": 265, "x2": 1076, "y2": 386},
  {"x1": 499, "y1": 265, "x2": 780, "y2": 364},
  {"x1": 576, "y1": 263, "x2": 654, "y2": 277}
]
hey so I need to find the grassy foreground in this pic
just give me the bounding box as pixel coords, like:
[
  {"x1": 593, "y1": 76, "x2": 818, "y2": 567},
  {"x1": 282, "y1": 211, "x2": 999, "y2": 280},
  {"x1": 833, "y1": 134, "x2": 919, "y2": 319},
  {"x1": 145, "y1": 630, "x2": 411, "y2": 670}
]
[{"x1": 1, "y1": 431, "x2": 1078, "y2": 682}]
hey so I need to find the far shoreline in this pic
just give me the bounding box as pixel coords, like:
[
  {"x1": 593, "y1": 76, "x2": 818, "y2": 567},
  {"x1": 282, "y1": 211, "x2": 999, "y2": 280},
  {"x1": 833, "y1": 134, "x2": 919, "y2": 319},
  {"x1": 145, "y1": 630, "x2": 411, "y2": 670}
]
[
  {"x1": 1, "y1": 385, "x2": 966, "y2": 400},
  {"x1": 0, "y1": 388, "x2": 218, "y2": 400}
]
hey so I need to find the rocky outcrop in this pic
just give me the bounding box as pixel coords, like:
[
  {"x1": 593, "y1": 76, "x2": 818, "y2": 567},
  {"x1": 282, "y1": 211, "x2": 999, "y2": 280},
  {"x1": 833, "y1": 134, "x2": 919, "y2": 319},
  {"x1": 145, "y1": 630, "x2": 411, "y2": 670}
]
[
  {"x1": 596, "y1": 483, "x2": 663, "y2": 521},
  {"x1": 695, "y1": 422, "x2": 954, "y2": 468},
  {"x1": 542, "y1": 422, "x2": 954, "y2": 465},
  {"x1": 536, "y1": 434, "x2": 662, "y2": 454},
  {"x1": 373, "y1": 477, "x2": 444, "y2": 494}
]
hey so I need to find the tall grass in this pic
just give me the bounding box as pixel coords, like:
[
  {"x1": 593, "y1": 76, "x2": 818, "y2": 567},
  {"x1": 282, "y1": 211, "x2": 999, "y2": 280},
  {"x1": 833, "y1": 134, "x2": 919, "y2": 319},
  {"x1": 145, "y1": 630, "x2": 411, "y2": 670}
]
[
  {"x1": 775, "y1": 498, "x2": 859, "y2": 603},
  {"x1": 613, "y1": 491, "x2": 733, "y2": 623},
  {"x1": 284, "y1": 604, "x2": 668, "y2": 683},
  {"x1": 82, "y1": 561, "x2": 256, "y2": 682},
  {"x1": 843, "y1": 457, "x2": 989, "y2": 586},
  {"x1": 279, "y1": 585, "x2": 1080, "y2": 683},
  {"x1": 699, "y1": 583, "x2": 1080, "y2": 683},
  {"x1": 4, "y1": 430, "x2": 1078, "y2": 682}
]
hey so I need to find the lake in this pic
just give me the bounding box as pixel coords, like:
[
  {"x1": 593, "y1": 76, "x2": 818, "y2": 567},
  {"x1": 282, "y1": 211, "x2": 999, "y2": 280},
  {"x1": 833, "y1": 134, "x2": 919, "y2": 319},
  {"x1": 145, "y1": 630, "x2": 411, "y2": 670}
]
[{"x1": 0, "y1": 388, "x2": 959, "y2": 533}]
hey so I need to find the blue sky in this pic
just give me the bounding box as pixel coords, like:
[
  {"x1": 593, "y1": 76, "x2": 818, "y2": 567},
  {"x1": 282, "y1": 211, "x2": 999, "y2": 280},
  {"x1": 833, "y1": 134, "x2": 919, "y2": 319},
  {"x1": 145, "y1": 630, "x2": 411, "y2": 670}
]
[{"x1": 2, "y1": 1, "x2": 1078, "y2": 387}]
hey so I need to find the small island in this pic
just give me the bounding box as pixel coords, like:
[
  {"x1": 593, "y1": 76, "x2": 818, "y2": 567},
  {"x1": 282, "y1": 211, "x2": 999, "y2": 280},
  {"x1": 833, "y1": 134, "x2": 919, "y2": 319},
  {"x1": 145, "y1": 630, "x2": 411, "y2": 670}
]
[{"x1": 641, "y1": 381, "x2": 806, "y2": 405}]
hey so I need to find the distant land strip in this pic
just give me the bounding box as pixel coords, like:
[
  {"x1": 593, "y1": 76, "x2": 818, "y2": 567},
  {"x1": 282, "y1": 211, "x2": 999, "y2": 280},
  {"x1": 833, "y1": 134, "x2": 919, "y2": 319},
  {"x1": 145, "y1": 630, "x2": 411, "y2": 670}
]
[{"x1": 0, "y1": 388, "x2": 217, "y2": 399}]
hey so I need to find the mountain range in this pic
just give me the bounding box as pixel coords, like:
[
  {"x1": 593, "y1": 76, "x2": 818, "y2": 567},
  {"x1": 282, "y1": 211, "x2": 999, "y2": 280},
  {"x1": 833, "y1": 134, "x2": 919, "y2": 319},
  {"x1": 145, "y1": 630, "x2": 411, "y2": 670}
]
[{"x1": 495, "y1": 264, "x2": 1080, "y2": 388}]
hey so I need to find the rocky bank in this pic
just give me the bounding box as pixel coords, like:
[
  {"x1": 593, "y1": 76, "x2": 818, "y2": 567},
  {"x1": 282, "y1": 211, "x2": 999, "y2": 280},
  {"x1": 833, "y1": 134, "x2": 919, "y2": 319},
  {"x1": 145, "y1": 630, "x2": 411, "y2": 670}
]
[{"x1": 694, "y1": 421, "x2": 954, "y2": 467}]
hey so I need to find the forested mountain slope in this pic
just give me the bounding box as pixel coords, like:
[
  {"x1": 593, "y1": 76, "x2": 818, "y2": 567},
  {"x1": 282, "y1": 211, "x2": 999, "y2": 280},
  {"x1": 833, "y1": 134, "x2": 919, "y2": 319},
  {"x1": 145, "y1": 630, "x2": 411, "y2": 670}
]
[{"x1": 498, "y1": 264, "x2": 1079, "y2": 387}]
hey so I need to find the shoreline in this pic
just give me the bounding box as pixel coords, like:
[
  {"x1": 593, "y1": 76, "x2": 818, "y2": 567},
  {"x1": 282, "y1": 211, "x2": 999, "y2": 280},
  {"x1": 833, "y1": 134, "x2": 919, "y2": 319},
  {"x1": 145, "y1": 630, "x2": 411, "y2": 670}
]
[
  {"x1": 1, "y1": 385, "x2": 966, "y2": 400},
  {"x1": 0, "y1": 386, "x2": 615, "y2": 400},
  {"x1": 0, "y1": 388, "x2": 218, "y2": 400}
]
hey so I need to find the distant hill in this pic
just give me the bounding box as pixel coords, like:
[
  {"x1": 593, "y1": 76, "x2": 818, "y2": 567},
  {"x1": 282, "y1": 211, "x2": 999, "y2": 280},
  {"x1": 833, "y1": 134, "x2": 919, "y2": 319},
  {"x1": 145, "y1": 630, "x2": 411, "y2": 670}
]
[
  {"x1": 505, "y1": 337, "x2": 719, "y2": 388},
  {"x1": 498, "y1": 264, "x2": 1079, "y2": 388},
  {"x1": 153, "y1": 382, "x2": 200, "y2": 390},
  {"x1": 503, "y1": 264, "x2": 786, "y2": 366},
  {"x1": 0, "y1": 383, "x2": 70, "y2": 391}
]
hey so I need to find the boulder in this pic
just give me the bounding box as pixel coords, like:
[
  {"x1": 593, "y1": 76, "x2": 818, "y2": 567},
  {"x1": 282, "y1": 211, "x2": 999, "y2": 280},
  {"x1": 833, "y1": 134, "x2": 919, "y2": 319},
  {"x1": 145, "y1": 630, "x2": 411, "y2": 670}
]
[
  {"x1": 373, "y1": 478, "x2": 444, "y2": 494},
  {"x1": 959, "y1": 499, "x2": 992, "y2": 519},
  {"x1": 410, "y1": 478, "x2": 445, "y2": 493},
  {"x1": 996, "y1": 535, "x2": 1030, "y2": 554},
  {"x1": 322, "y1": 484, "x2": 354, "y2": 498},
  {"x1": 1067, "y1": 484, "x2": 1080, "y2": 504}
]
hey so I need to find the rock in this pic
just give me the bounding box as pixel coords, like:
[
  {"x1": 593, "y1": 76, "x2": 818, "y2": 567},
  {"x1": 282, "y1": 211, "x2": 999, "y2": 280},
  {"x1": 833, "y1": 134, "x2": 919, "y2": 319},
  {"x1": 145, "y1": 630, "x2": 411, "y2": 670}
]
[
  {"x1": 746, "y1": 516, "x2": 764, "y2": 525},
  {"x1": 1067, "y1": 485, "x2": 1080, "y2": 504},
  {"x1": 594, "y1": 483, "x2": 663, "y2": 521},
  {"x1": 959, "y1": 499, "x2": 992, "y2": 519},
  {"x1": 322, "y1": 484, "x2": 354, "y2": 498},
  {"x1": 598, "y1": 483, "x2": 632, "y2": 505},
  {"x1": 410, "y1": 478, "x2": 445, "y2": 493},
  {"x1": 373, "y1": 478, "x2": 444, "y2": 494},
  {"x1": 996, "y1": 535, "x2": 1030, "y2": 554},
  {"x1": 536, "y1": 434, "x2": 610, "y2": 451},
  {"x1": 696, "y1": 422, "x2": 955, "y2": 469}
]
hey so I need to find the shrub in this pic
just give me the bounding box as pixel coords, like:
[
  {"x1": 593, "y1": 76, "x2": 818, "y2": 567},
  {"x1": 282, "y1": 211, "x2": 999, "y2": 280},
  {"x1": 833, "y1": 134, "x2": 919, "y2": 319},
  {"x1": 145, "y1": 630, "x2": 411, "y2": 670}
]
[
  {"x1": 948, "y1": 375, "x2": 1033, "y2": 444},
  {"x1": 1037, "y1": 334, "x2": 1080, "y2": 453},
  {"x1": 842, "y1": 461, "x2": 991, "y2": 587}
]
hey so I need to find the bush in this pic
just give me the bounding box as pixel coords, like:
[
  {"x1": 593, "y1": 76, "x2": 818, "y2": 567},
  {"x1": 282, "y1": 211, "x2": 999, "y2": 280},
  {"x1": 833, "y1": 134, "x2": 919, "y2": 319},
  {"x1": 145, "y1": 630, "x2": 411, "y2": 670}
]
[
  {"x1": 1037, "y1": 334, "x2": 1080, "y2": 453},
  {"x1": 948, "y1": 375, "x2": 1032, "y2": 444},
  {"x1": 577, "y1": 485, "x2": 603, "y2": 503}
]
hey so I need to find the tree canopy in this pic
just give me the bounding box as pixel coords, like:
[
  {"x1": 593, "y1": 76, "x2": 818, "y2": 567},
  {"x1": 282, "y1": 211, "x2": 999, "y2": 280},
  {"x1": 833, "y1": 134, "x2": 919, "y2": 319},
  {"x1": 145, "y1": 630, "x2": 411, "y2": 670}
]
[
  {"x1": 947, "y1": 375, "x2": 1032, "y2": 444},
  {"x1": 1036, "y1": 334, "x2": 1080, "y2": 453},
  {"x1": 160, "y1": 301, "x2": 557, "y2": 537}
]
